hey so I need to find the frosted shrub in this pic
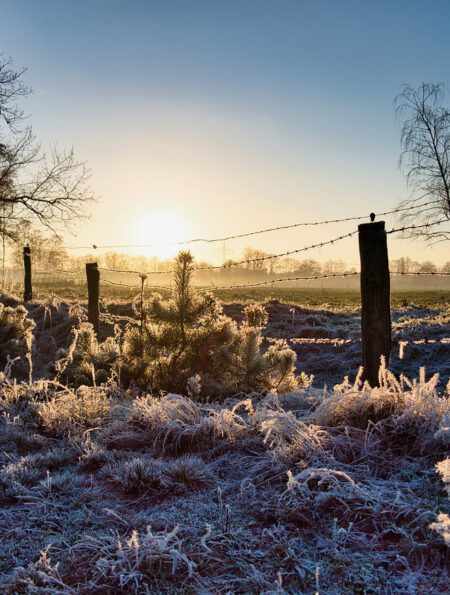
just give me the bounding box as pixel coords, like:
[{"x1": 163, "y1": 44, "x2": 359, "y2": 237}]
[
  {"x1": 122, "y1": 251, "x2": 300, "y2": 397},
  {"x1": 430, "y1": 514, "x2": 450, "y2": 546},
  {"x1": 284, "y1": 467, "x2": 359, "y2": 498},
  {"x1": 263, "y1": 339, "x2": 299, "y2": 393},
  {"x1": 106, "y1": 457, "x2": 163, "y2": 493},
  {"x1": 312, "y1": 364, "x2": 450, "y2": 449},
  {"x1": 129, "y1": 393, "x2": 201, "y2": 429},
  {"x1": 162, "y1": 456, "x2": 215, "y2": 491},
  {"x1": 55, "y1": 322, "x2": 119, "y2": 386},
  {"x1": 70, "y1": 525, "x2": 196, "y2": 591},
  {"x1": 256, "y1": 408, "x2": 327, "y2": 458},
  {"x1": 186, "y1": 374, "x2": 202, "y2": 398},
  {"x1": 28, "y1": 446, "x2": 77, "y2": 471},
  {"x1": 430, "y1": 459, "x2": 450, "y2": 546},
  {"x1": 38, "y1": 386, "x2": 111, "y2": 436},
  {"x1": 78, "y1": 442, "x2": 111, "y2": 473},
  {"x1": 0, "y1": 302, "x2": 35, "y2": 379},
  {"x1": 436, "y1": 458, "x2": 450, "y2": 499},
  {"x1": 312, "y1": 366, "x2": 399, "y2": 428},
  {"x1": 3, "y1": 547, "x2": 71, "y2": 594},
  {"x1": 243, "y1": 302, "x2": 269, "y2": 329},
  {"x1": 0, "y1": 459, "x2": 45, "y2": 489}
]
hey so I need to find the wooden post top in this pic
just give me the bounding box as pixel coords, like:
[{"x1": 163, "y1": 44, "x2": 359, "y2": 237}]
[{"x1": 358, "y1": 221, "x2": 385, "y2": 232}]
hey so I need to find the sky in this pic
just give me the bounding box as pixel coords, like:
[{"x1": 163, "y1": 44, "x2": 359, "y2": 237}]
[{"x1": 1, "y1": 0, "x2": 450, "y2": 265}]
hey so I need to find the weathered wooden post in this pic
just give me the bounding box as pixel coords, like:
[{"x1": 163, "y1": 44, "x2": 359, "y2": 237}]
[
  {"x1": 23, "y1": 245, "x2": 32, "y2": 302},
  {"x1": 358, "y1": 221, "x2": 391, "y2": 386},
  {"x1": 86, "y1": 262, "x2": 100, "y2": 335}
]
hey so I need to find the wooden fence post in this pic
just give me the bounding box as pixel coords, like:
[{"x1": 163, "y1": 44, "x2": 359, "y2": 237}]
[
  {"x1": 86, "y1": 262, "x2": 100, "y2": 335},
  {"x1": 23, "y1": 245, "x2": 32, "y2": 302},
  {"x1": 358, "y1": 221, "x2": 391, "y2": 386}
]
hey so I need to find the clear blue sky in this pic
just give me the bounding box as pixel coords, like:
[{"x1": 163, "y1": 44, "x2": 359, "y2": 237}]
[{"x1": 1, "y1": 0, "x2": 450, "y2": 264}]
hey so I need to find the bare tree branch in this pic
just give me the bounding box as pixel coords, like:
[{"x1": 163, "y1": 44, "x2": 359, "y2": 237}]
[
  {"x1": 395, "y1": 83, "x2": 450, "y2": 240},
  {"x1": 0, "y1": 55, "x2": 31, "y2": 130},
  {"x1": 0, "y1": 55, "x2": 93, "y2": 235}
]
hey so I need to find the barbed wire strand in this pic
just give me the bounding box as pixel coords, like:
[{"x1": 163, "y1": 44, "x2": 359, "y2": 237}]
[
  {"x1": 211, "y1": 272, "x2": 359, "y2": 289},
  {"x1": 34, "y1": 268, "x2": 85, "y2": 281},
  {"x1": 96, "y1": 221, "x2": 450, "y2": 277},
  {"x1": 63, "y1": 198, "x2": 442, "y2": 250},
  {"x1": 32, "y1": 269, "x2": 450, "y2": 294},
  {"x1": 99, "y1": 270, "x2": 450, "y2": 290},
  {"x1": 98, "y1": 229, "x2": 358, "y2": 276},
  {"x1": 204, "y1": 271, "x2": 450, "y2": 289},
  {"x1": 386, "y1": 219, "x2": 449, "y2": 235},
  {"x1": 391, "y1": 271, "x2": 450, "y2": 276},
  {"x1": 29, "y1": 218, "x2": 450, "y2": 285},
  {"x1": 102, "y1": 277, "x2": 172, "y2": 291},
  {"x1": 46, "y1": 263, "x2": 84, "y2": 275},
  {"x1": 41, "y1": 219, "x2": 450, "y2": 281}
]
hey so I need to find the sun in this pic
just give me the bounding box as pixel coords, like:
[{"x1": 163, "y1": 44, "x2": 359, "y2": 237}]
[{"x1": 135, "y1": 211, "x2": 186, "y2": 259}]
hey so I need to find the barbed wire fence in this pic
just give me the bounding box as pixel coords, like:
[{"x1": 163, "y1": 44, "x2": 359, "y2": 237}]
[
  {"x1": 21, "y1": 206, "x2": 450, "y2": 295},
  {"x1": 61, "y1": 198, "x2": 443, "y2": 250},
  {"x1": 28, "y1": 217, "x2": 445, "y2": 288},
  {"x1": 57, "y1": 219, "x2": 450, "y2": 291},
  {"x1": 11, "y1": 202, "x2": 450, "y2": 382}
]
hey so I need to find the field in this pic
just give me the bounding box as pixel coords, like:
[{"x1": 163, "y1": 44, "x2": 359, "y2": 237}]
[
  {"x1": 0, "y1": 287, "x2": 449, "y2": 593},
  {"x1": 29, "y1": 284, "x2": 450, "y2": 386},
  {"x1": 29, "y1": 282, "x2": 450, "y2": 308}
]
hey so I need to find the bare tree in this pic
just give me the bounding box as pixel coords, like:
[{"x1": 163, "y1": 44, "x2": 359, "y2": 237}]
[
  {"x1": 9, "y1": 221, "x2": 68, "y2": 268},
  {"x1": 395, "y1": 83, "x2": 450, "y2": 241},
  {"x1": 0, "y1": 55, "x2": 93, "y2": 237},
  {"x1": 418, "y1": 260, "x2": 437, "y2": 273},
  {"x1": 0, "y1": 56, "x2": 30, "y2": 129},
  {"x1": 391, "y1": 256, "x2": 418, "y2": 274}
]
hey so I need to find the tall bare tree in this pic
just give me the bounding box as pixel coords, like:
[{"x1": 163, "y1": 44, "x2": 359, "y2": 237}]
[
  {"x1": 0, "y1": 55, "x2": 93, "y2": 238},
  {"x1": 395, "y1": 83, "x2": 450, "y2": 241}
]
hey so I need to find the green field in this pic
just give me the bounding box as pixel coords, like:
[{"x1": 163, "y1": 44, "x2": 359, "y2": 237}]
[{"x1": 27, "y1": 282, "x2": 450, "y2": 308}]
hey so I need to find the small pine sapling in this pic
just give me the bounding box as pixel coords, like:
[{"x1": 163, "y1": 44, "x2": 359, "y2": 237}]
[{"x1": 122, "y1": 251, "x2": 301, "y2": 397}]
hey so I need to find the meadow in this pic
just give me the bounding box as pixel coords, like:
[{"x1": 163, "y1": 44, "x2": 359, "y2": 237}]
[
  {"x1": 2, "y1": 4, "x2": 450, "y2": 592},
  {"x1": 30, "y1": 281, "x2": 450, "y2": 308},
  {"x1": 0, "y1": 280, "x2": 449, "y2": 593}
]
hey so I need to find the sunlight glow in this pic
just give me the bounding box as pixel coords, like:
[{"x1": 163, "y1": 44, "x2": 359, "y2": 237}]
[{"x1": 135, "y1": 210, "x2": 186, "y2": 259}]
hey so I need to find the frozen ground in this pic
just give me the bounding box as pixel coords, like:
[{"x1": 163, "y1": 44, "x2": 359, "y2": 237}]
[
  {"x1": 0, "y1": 372, "x2": 449, "y2": 593},
  {"x1": 230, "y1": 300, "x2": 450, "y2": 387},
  {"x1": 0, "y1": 293, "x2": 449, "y2": 593},
  {"x1": 21, "y1": 294, "x2": 450, "y2": 387}
]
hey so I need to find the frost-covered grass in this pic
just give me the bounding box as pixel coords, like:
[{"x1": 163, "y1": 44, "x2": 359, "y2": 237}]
[
  {"x1": 4, "y1": 287, "x2": 450, "y2": 386},
  {"x1": 1, "y1": 371, "x2": 450, "y2": 593},
  {"x1": 1, "y1": 289, "x2": 450, "y2": 591}
]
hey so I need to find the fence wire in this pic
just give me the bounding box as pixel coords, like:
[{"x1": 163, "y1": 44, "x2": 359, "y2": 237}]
[
  {"x1": 31, "y1": 268, "x2": 450, "y2": 293},
  {"x1": 387, "y1": 219, "x2": 449, "y2": 235},
  {"x1": 63, "y1": 198, "x2": 442, "y2": 250},
  {"x1": 25, "y1": 211, "x2": 450, "y2": 292},
  {"x1": 98, "y1": 229, "x2": 358, "y2": 276}
]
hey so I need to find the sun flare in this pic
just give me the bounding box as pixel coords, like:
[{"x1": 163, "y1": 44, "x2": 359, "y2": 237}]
[{"x1": 135, "y1": 211, "x2": 186, "y2": 260}]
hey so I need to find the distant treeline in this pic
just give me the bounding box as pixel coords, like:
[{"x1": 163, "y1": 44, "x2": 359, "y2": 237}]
[{"x1": 4, "y1": 224, "x2": 450, "y2": 288}]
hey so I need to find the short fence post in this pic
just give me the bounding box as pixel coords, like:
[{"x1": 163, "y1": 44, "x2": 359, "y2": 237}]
[
  {"x1": 86, "y1": 262, "x2": 100, "y2": 335},
  {"x1": 358, "y1": 221, "x2": 391, "y2": 386},
  {"x1": 23, "y1": 245, "x2": 32, "y2": 302}
]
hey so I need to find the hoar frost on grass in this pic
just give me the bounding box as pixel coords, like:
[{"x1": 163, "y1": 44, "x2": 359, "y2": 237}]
[
  {"x1": 430, "y1": 458, "x2": 450, "y2": 546},
  {"x1": 1, "y1": 368, "x2": 450, "y2": 593}
]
